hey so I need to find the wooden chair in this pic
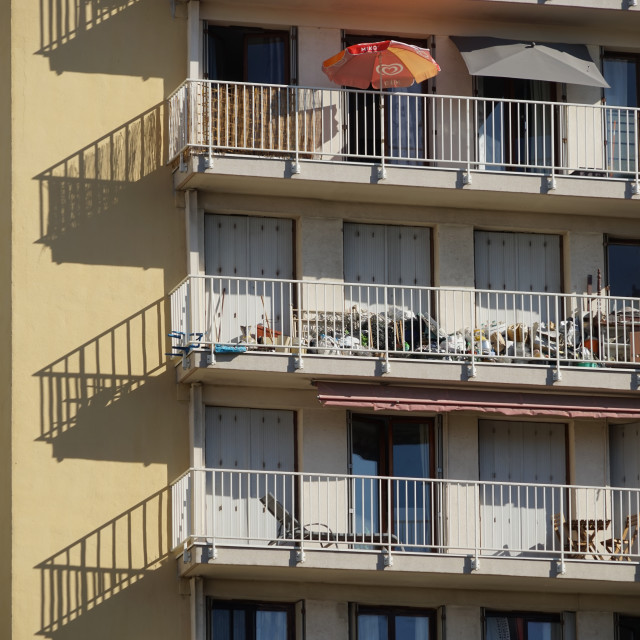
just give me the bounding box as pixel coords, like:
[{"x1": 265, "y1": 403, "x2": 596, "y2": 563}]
[
  {"x1": 552, "y1": 513, "x2": 581, "y2": 556},
  {"x1": 605, "y1": 514, "x2": 639, "y2": 560}
]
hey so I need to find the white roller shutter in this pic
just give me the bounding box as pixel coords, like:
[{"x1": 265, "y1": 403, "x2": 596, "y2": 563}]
[
  {"x1": 204, "y1": 214, "x2": 294, "y2": 344},
  {"x1": 479, "y1": 420, "x2": 566, "y2": 556},
  {"x1": 205, "y1": 407, "x2": 295, "y2": 544},
  {"x1": 344, "y1": 223, "x2": 431, "y2": 313},
  {"x1": 474, "y1": 231, "x2": 561, "y2": 326}
]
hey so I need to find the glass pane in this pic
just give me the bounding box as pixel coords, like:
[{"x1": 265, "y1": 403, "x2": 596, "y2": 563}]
[
  {"x1": 212, "y1": 609, "x2": 247, "y2": 640},
  {"x1": 212, "y1": 610, "x2": 231, "y2": 640},
  {"x1": 358, "y1": 614, "x2": 388, "y2": 640},
  {"x1": 256, "y1": 610, "x2": 288, "y2": 640},
  {"x1": 352, "y1": 420, "x2": 382, "y2": 536},
  {"x1": 392, "y1": 423, "x2": 431, "y2": 547},
  {"x1": 608, "y1": 243, "x2": 640, "y2": 298},
  {"x1": 396, "y1": 615, "x2": 431, "y2": 640},
  {"x1": 528, "y1": 620, "x2": 562, "y2": 640},
  {"x1": 247, "y1": 36, "x2": 286, "y2": 84},
  {"x1": 604, "y1": 58, "x2": 638, "y2": 174},
  {"x1": 619, "y1": 615, "x2": 640, "y2": 640}
]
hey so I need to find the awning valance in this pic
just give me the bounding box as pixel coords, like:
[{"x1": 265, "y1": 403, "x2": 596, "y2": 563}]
[
  {"x1": 316, "y1": 382, "x2": 640, "y2": 420},
  {"x1": 450, "y1": 36, "x2": 609, "y2": 88}
]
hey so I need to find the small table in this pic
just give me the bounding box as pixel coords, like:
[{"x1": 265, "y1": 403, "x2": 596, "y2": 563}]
[{"x1": 570, "y1": 519, "x2": 611, "y2": 560}]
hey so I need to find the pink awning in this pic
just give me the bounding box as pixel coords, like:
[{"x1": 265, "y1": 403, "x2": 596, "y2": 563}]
[{"x1": 316, "y1": 382, "x2": 640, "y2": 420}]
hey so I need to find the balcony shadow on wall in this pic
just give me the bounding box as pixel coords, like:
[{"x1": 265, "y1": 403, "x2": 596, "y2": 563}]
[
  {"x1": 34, "y1": 298, "x2": 184, "y2": 464},
  {"x1": 38, "y1": 0, "x2": 182, "y2": 79},
  {"x1": 36, "y1": 487, "x2": 184, "y2": 639},
  {"x1": 35, "y1": 103, "x2": 180, "y2": 268}
]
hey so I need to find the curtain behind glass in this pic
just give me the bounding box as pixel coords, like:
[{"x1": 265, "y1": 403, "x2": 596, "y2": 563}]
[
  {"x1": 358, "y1": 614, "x2": 388, "y2": 640},
  {"x1": 396, "y1": 614, "x2": 431, "y2": 639},
  {"x1": 247, "y1": 36, "x2": 286, "y2": 84},
  {"x1": 256, "y1": 610, "x2": 288, "y2": 640}
]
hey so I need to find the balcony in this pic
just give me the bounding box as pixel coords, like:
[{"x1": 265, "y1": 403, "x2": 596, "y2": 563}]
[
  {"x1": 171, "y1": 467, "x2": 640, "y2": 584},
  {"x1": 168, "y1": 80, "x2": 640, "y2": 209},
  {"x1": 169, "y1": 275, "x2": 640, "y2": 388}
]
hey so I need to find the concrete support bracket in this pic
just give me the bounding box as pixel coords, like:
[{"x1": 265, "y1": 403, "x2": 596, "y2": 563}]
[
  {"x1": 467, "y1": 363, "x2": 477, "y2": 379},
  {"x1": 632, "y1": 181, "x2": 640, "y2": 196},
  {"x1": 296, "y1": 550, "x2": 306, "y2": 564},
  {"x1": 382, "y1": 358, "x2": 391, "y2": 374},
  {"x1": 383, "y1": 552, "x2": 393, "y2": 567},
  {"x1": 377, "y1": 165, "x2": 387, "y2": 181},
  {"x1": 471, "y1": 555, "x2": 480, "y2": 571},
  {"x1": 183, "y1": 547, "x2": 192, "y2": 564},
  {"x1": 462, "y1": 171, "x2": 472, "y2": 185},
  {"x1": 290, "y1": 160, "x2": 301, "y2": 175},
  {"x1": 208, "y1": 544, "x2": 217, "y2": 562},
  {"x1": 547, "y1": 176, "x2": 557, "y2": 191},
  {"x1": 294, "y1": 356, "x2": 304, "y2": 370},
  {"x1": 556, "y1": 559, "x2": 566, "y2": 575},
  {"x1": 553, "y1": 368, "x2": 562, "y2": 382}
]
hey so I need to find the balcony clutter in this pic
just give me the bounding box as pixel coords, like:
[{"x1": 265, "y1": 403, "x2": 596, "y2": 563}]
[{"x1": 280, "y1": 305, "x2": 640, "y2": 366}]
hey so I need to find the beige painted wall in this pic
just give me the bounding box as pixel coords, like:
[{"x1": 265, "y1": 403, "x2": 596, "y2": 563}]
[
  {"x1": 446, "y1": 605, "x2": 482, "y2": 640},
  {"x1": 576, "y1": 611, "x2": 614, "y2": 640},
  {"x1": 1, "y1": 2, "x2": 11, "y2": 638},
  {"x1": 305, "y1": 599, "x2": 349, "y2": 640},
  {"x1": 11, "y1": 1, "x2": 190, "y2": 639}
]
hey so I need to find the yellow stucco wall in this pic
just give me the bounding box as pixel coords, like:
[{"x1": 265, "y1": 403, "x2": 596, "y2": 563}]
[
  {"x1": 1, "y1": 4, "x2": 12, "y2": 640},
  {"x1": 10, "y1": 1, "x2": 190, "y2": 638}
]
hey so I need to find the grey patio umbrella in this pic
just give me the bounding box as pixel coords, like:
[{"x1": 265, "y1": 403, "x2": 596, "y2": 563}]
[{"x1": 451, "y1": 36, "x2": 609, "y2": 88}]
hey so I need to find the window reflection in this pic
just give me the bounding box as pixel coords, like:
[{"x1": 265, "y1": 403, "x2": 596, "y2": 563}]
[
  {"x1": 210, "y1": 601, "x2": 292, "y2": 640},
  {"x1": 356, "y1": 606, "x2": 434, "y2": 640}
]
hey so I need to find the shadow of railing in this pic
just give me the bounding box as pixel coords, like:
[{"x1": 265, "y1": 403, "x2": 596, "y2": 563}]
[
  {"x1": 34, "y1": 299, "x2": 172, "y2": 461},
  {"x1": 36, "y1": 104, "x2": 164, "y2": 260},
  {"x1": 37, "y1": 487, "x2": 170, "y2": 637},
  {"x1": 39, "y1": 0, "x2": 142, "y2": 55}
]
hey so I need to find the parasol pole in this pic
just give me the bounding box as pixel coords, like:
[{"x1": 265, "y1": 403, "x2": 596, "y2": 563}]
[{"x1": 378, "y1": 52, "x2": 387, "y2": 180}]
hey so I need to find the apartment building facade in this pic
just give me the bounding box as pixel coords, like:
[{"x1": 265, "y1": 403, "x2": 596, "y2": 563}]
[{"x1": 4, "y1": 0, "x2": 640, "y2": 639}]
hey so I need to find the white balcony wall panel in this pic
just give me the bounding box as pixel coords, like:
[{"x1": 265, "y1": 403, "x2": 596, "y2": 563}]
[
  {"x1": 205, "y1": 214, "x2": 294, "y2": 344},
  {"x1": 479, "y1": 420, "x2": 566, "y2": 557},
  {"x1": 205, "y1": 407, "x2": 295, "y2": 544}
]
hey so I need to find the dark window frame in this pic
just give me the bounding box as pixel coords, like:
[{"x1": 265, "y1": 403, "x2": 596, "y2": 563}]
[
  {"x1": 353, "y1": 604, "x2": 437, "y2": 640},
  {"x1": 204, "y1": 24, "x2": 291, "y2": 84},
  {"x1": 208, "y1": 599, "x2": 295, "y2": 640},
  {"x1": 484, "y1": 610, "x2": 564, "y2": 640},
  {"x1": 604, "y1": 235, "x2": 640, "y2": 299},
  {"x1": 616, "y1": 613, "x2": 640, "y2": 640}
]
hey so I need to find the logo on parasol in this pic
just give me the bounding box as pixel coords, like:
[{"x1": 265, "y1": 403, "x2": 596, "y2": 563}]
[{"x1": 376, "y1": 63, "x2": 404, "y2": 76}]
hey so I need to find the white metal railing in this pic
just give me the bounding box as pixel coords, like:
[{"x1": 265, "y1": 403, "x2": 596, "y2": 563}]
[
  {"x1": 171, "y1": 467, "x2": 640, "y2": 567},
  {"x1": 168, "y1": 275, "x2": 640, "y2": 372},
  {"x1": 167, "y1": 79, "x2": 640, "y2": 189}
]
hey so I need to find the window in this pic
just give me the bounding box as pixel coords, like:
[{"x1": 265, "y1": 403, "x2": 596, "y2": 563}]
[
  {"x1": 206, "y1": 25, "x2": 291, "y2": 84},
  {"x1": 210, "y1": 601, "x2": 294, "y2": 640},
  {"x1": 474, "y1": 230, "x2": 562, "y2": 327},
  {"x1": 350, "y1": 415, "x2": 436, "y2": 548},
  {"x1": 606, "y1": 237, "x2": 640, "y2": 299},
  {"x1": 603, "y1": 53, "x2": 639, "y2": 175},
  {"x1": 343, "y1": 34, "x2": 432, "y2": 164},
  {"x1": 485, "y1": 611, "x2": 564, "y2": 640},
  {"x1": 205, "y1": 407, "x2": 295, "y2": 544},
  {"x1": 353, "y1": 605, "x2": 436, "y2": 640},
  {"x1": 478, "y1": 420, "x2": 566, "y2": 556},
  {"x1": 617, "y1": 615, "x2": 640, "y2": 640},
  {"x1": 343, "y1": 222, "x2": 432, "y2": 319},
  {"x1": 476, "y1": 77, "x2": 558, "y2": 172}
]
